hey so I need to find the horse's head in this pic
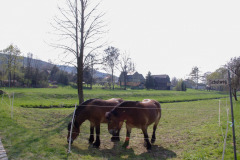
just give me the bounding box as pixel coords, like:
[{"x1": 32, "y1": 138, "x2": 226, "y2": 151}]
[
  {"x1": 105, "y1": 110, "x2": 121, "y2": 135},
  {"x1": 67, "y1": 121, "x2": 80, "y2": 144}
]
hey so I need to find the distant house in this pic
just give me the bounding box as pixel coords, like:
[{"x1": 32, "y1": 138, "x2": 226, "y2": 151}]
[
  {"x1": 152, "y1": 74, "x2": 171, "y2": 90},
  {"x1": 183, "y1": 79, "x2": 195, "y2": 88},
  {"x1": 119, "y1": 72, "x2": 145, "y2": 88},
  {"x1": 197, "y1": 83, "x2": 206, "y2": 90},
  {"x1": 184, "y1": 79, "x2": 206, "y2": 90}
]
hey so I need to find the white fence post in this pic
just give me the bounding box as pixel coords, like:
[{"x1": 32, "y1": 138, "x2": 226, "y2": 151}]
[
  {"x1": 68, "y1": 104, "x2": 77, "y2": 153},
  {"x1": 222, "y1": 108, "x2": 229, "y2": 160},
  {"x1": 219, "y1": 100, "x2": 221, "y2": 127}
]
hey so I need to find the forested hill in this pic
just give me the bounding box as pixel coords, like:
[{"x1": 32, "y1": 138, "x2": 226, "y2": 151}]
[{"x1": 0, "y1": 52, "x2": 109, "y2": 78}]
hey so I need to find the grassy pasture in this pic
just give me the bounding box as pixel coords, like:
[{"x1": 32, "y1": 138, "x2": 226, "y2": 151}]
[
  {"x1": 0, "y1": 86, "x2": 229, "y2": 108},
  {"x1": 0, "y1": 87, "x2": 239, "y2": 159}
]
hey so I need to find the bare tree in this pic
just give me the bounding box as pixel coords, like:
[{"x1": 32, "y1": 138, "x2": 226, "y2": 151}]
[
  {"x1": 119, "y1": 53, "x2": 135, "y2": 90},
  {"x1": 2, "y1": 44, "x2": 21, "y2": 87},
  {"x1": 171, "y1": 77, "x2": 178, "y2": 87},
  {"x1": 103, "y1": 46, "x2": 120, "y2": 90},
  {"x1": 84, "y1": 53, "x2": 100, "y2": 89},
  {"x1": 25, "y1": 53, "x2": 34, "y2": 87},
  {"x1": 32, "y1": 56, "x2": 41, "y2": 87},
  {"x1": 227, "y1": 56, "x2": 240, "y2": 101},
  {"x1": 51, "y1": 0, "x2": 106, "y2": 104},
  {"x1": 190, "y1": 66, "x2": 200, "y2": 89}
]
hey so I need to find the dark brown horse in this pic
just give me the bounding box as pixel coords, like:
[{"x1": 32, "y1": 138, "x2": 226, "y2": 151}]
[
  {"x1": 67, "y1": 98, "x2": 124, "y2": 148},
  {"x1": 105, "y1": 99, "x2": 161, "y2": 150}
]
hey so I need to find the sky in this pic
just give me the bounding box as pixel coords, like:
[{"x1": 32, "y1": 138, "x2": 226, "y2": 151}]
[{"x1": 1, "y1": 0, "x2": 240, "y2": 80}]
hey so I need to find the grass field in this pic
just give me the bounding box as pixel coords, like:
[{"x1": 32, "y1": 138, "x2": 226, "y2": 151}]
[
  {"x1": 0, "y1": 87, "x2": 239, "y2": 159},
  {"x1": 0, "y1": 86, "x2": 229, "y2": 108}
]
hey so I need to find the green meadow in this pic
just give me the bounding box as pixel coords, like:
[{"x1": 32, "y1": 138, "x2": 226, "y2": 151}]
[
  {"x1": 0, "y1": 86, "x2": 229, "y2": 108},
  {"x1": 0, "y1": 86, "x2": 239, "y2": 159}
]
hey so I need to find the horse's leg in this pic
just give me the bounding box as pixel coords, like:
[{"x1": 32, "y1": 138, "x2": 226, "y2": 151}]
[
  {"x1": 89, "y1": 123, "x2": 94, "y2": 144},
  {"x1": 151, "y1": 120, "x2": 160, "y2": 144},
  {"x1": 111, "y1": 121, "x2": 123, "y2": 142},
  {"x1": 93, "y1": 123, "x2": 100, "y2": 148},
  {"x1": 111, "y1": 129, "x2": 120, "y2": 142},
  {"x1": 122, "y1": 124, "x2": 131, "y2": 148},
  {"x1": 142, "y1": 126, "x2": 151, "y2": 150}
]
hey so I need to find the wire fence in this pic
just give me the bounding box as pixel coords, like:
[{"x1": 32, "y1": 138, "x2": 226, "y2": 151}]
[{"x1": 0, "y1": 91, "x2": 238, "y2": 159}]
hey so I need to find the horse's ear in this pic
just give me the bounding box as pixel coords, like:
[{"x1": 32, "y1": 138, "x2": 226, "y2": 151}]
[{"x1": 105, "y1": 112, "x2": 111, "y2": 120}]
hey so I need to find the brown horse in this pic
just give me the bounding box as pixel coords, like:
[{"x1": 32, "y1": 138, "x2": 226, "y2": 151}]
[
  {"x1": 105, "y1": 99, "x2": 161, "y2": 150},
  {"x1": 67, "y1": 98, "x2": 124, "y2": 148}
]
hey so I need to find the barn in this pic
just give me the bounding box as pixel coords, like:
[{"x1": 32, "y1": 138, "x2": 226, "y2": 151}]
[
  {"x1": 119, "y1": 72, "x2": 145, "y2": 88},
  {"x1": 152, "y1": 74, "x2": 171, "y2": 90}
]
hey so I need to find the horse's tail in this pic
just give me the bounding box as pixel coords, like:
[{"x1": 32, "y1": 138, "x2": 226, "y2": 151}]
[
  {"x1": 152, "y1": 100, "x2": 161, "y2": 110},
  {"x1": 153, "y1": 100, "x2": 161, "y2": 121}
]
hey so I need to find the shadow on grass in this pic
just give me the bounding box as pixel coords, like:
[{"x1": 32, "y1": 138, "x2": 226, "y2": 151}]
[
  {"x1": 3, "y1": 112, "x2": 176, "y2": 159},
  {"x1": 68, "y1": 142, "x2": 176, "y2": 160},
  {"x1": 2, "y1": 113, "x2": 73, "y2": 159}
]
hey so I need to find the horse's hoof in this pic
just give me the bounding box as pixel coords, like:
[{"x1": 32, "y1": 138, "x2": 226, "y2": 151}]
[
  {"x1": 144, "y1": 141, "x2": 147, "y2": 147},
  {"x1": 111, "y1": 137, "x2": 120, "y2": 142},
  {"x1": 147, "y1": 145, "x2": 152, "y2": 150},
  {"x1": 93, "y1": 142, "x2": 100, "y2": 148},
  {"x1": 151, "y1": 138, "x2": 156, "y2": 144},
  {"x1": 89, "y1": 140, "x2": 94, "y2": 144},
  {"x1": 89, "y1": 138, "x2": 94, "y2": 144}
]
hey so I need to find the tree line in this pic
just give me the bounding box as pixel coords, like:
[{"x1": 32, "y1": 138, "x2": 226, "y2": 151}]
[
  {"x1": 1, "y1": 44, "x2": 239, "y2": 101},
  {"x1": 181, "y1": 58, "x2": 240, "y2": 101},
  {"x1": 205, "y1": 57, "x2": 240, "y2": 101},
  {"x1": 0, "y1": 44, "x2": 134, "y2": 90},
  {"x1": 0, "y1": 45, "x2": 74, "y2": 87}
]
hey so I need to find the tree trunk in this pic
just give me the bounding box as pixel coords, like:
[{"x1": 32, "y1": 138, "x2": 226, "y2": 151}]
[
  {"x1": 77, "y1": 62, "x2": 84, "y2": 104},
  {"x1": 8, "y1": 72, "x2": 11, "y2": 88},
  {"x1": 124, "y1": 72, "x2": 127, "y2": 90},
  {"x1": 77, "y1": 0, "x2": 85, "y2": 105},
  {"x1": 233, "y1": 88, "x2": 238, "y2": 101},
  {"x1": 112, "y1": 69, "x2": 114, "y2": 90},
  {"x1": 90, "y1": 57, "x2": 93, "y2": 89},
  {"x1": 8, "y1": 59, "x2": 11, "y2": 88}
]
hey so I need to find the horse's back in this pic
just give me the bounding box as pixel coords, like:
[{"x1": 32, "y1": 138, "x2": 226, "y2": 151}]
[
  {"x1": 140, "y1": 100, "x2": 161, "y2": 124},
  {"x1": 118, "y1": 100, "x2": 161, "y2": 127},
  {"x1": 107, "y1": 98, "x2": 124, "y2": 103},
  {"x1": 86, "y1": 99, "x2": 121, "y2": 123}
]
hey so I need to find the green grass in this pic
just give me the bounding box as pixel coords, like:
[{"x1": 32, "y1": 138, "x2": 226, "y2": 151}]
[
  {"x1": 0, "y1": 86, "x2": 229, "y2": 108},
  {"x1": 0, "y1": 87, "x2": 239, "y2": 159}
]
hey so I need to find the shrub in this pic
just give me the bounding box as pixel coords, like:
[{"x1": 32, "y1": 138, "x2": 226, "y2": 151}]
[{"x1": 174, "y1": 79, "x2": 187, "y2": 91}]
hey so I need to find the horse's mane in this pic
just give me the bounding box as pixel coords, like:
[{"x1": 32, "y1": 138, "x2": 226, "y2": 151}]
[
  {"x1": 109, "y1": 101, "x2": 138, "y2": 116},
  {"x1": 75, "y1": 99, "x2": 96, "y2": 113},
  {"x1": 72, "y1": 99, "x2": 97, "y2": 128},
  {"x1": 117, "y1": 101, "x2": 140, "y2": 108}
]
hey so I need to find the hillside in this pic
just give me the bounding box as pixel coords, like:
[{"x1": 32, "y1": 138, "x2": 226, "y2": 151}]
[{"x1": 0, "y1": 52, "x2": 112, "y2": 79}]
